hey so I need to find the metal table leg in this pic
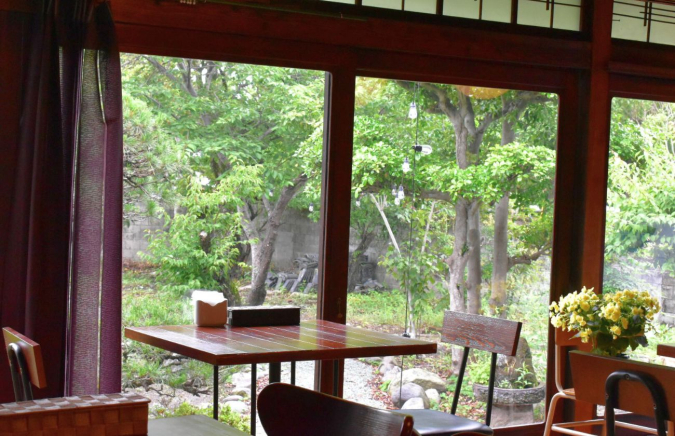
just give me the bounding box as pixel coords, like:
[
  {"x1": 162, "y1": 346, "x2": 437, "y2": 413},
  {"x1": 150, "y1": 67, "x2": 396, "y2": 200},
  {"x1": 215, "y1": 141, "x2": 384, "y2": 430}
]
[
  {"x1": 290, "y1": 361, "x2": 296, "y2": 385},
  {"x1": 333, "y1": 360, "x2": 340, "y2": 396},
  {"x1": 269, "y1": 362, "x2": 281, "y2": 383},
  {"x1": 251, "y1": 364, "x2": 257, "y2": 436},
  {"x1": 213, "y1": 365, "x2": 219, "y2": 420}
]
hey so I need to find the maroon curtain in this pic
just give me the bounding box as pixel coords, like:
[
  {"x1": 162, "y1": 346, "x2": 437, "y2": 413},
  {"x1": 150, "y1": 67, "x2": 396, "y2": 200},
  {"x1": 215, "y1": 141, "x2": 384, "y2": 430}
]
[{"x1": 0, "y1": 0, "x2": 122, "y2": 401}]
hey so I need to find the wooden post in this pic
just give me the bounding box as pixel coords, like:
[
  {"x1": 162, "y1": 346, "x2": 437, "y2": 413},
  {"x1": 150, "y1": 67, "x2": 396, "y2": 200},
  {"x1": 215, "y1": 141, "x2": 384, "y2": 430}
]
[{"x1": 315, "y1": 67, "x2": 356, "y2": 396}]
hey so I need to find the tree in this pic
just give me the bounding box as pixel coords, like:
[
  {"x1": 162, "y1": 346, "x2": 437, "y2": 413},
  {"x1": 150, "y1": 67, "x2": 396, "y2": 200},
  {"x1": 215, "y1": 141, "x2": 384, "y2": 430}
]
[
  {"x1": 122, "y1": 55, "x2": 325, "y2": 304},
  {"x1": 605, "y1": 99, "x2": 675, "y2": 285}
]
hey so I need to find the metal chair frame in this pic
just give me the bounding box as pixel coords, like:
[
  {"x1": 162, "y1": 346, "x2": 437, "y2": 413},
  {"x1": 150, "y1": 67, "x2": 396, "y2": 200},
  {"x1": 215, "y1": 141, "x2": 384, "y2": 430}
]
[{"x1": 7, "y1": 342, "x2": 34, "y2": 401}]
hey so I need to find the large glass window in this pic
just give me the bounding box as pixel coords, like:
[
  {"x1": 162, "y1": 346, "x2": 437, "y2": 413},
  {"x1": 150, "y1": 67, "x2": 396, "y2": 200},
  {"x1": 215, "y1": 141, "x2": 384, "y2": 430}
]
[
  {"x1": 604, "y1": 98, "x2": 675, "y2": 362},
  {"x1": 121, "y1": 55, "x2": 326, "y2": 431},
  {"x1": 345, "y1": 78, "x2": 559, "y2": 427}
]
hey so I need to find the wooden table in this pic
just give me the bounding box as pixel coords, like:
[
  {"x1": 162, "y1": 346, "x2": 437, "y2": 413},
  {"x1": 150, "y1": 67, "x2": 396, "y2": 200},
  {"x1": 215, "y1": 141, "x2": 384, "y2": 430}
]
[{"x1": 126, "y1": 319, "x2": 437, "y2": 435}]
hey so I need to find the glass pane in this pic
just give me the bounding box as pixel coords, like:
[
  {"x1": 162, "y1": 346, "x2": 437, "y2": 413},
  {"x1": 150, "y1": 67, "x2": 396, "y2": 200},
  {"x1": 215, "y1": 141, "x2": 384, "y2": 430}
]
[
  {"x1": 483, "y1": 0, "x2": 512, "y2": 23},
  {"x1": 612, "y1": 0, "x2": 649, "y2": 42},
  {"x1": 552, "y1": 0, "x2": 582, "y2": 31},
  {"x1": 347, "y1": 78, "x2": 559, "y2": 428},
  {"x1": 363, "y1": 0, "x2": 401, "y2": 9},
  {"x1": 405, "y1": 0, "x2": 437, "y2": 14},
  {"x1": 518, "y1": 0, "x2": 552, "y2": 28},
  {"x1": 444, "y1": 0, "x2": 480, "y2": 20},
  {"x1": 651, "y1": 2, "x2": 675, "y2": 46},
  {"x1": 121, "y1": 55, "x2": 326, "y2": 430},
  {"x1": 604, "y1": 98, "x2": 675, "y2": 364}
]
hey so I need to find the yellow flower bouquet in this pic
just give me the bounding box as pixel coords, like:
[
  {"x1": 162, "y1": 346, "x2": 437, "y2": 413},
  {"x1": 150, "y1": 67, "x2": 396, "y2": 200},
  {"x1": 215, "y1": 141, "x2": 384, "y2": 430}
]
[{"x1": 549, "y1": 287, "x2": 661, "y2": 357}]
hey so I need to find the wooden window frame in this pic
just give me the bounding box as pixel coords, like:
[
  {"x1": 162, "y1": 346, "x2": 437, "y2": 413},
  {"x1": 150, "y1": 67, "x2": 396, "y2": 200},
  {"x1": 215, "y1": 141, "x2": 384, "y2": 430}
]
[{"x1": 105, "y1": 0, "x2": 675, "y2": 433}]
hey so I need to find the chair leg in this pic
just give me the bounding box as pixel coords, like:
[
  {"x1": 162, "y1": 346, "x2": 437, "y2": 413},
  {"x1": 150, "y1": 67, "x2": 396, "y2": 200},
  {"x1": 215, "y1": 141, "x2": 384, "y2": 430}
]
[{"x1": 543, "y1": 392, "x2": 564, "y2": 436}]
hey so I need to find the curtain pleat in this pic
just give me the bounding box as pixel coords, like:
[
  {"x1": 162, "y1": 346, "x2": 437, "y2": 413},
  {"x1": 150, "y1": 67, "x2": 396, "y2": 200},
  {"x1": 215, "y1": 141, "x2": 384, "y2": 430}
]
[{"x1": 0, "y1": 0, "x2": 123, "y2": 400}]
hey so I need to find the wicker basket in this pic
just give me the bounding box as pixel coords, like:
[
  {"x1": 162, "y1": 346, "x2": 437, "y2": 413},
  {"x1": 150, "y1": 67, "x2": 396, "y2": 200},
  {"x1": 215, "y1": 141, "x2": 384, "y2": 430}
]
[{"x1": 0, "y1": 393, "x2": 150, "y2": 436}]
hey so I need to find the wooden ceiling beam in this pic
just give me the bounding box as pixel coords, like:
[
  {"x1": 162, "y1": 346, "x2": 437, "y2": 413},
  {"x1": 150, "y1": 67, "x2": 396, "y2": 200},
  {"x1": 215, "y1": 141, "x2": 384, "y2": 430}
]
[{"x1": 111, "y1": 0, "x2": 590, "y2": 71}]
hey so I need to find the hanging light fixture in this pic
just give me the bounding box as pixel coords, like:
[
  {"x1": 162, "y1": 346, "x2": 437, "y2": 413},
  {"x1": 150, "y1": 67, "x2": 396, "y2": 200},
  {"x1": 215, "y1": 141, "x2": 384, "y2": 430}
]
[
  {"x1": 413, "y1": 144, "x2": 433, "y2": 155},
  {"x1": 355, "y1": 198, "x2": 361, "y2": 207},
  {"x1": 391, "y1": 185, "x2": 397, "y2": 197},
  {"x1": 308, "y1": 203, "x2": 314, "y2": 212},
  {"x1": 397, "y1": 185, "x2": 405, "y2": 200},
  {"x1": 268, "y1": 189, "x2": 274, "y2": 197},
  {"x1": 402, "y1": 157, "x2": 410, "y2": 173},
  {"x1": 408, "y1": 102, "x2": 417, "y2": 120},
  {"x1": 394, "y1": 197, "x2": 401, "y2": 206}
]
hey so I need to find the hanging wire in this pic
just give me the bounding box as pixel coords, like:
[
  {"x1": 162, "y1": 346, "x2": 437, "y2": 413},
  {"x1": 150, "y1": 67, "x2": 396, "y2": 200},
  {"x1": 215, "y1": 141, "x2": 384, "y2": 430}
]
[{"x1": 399, "y1": 82, "x2": 421, "y2": 407}]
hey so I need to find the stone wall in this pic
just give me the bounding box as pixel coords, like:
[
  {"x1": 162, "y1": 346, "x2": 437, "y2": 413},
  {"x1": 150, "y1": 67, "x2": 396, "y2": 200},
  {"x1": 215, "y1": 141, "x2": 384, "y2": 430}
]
[
  {"x1": 123, "y1": 215, "x2": 165, "y2": 261},
  {"x1": 122, "y1": 208, "x2": 391, "y2": 283},
  {"x1": 661, "y1": 274, "x2": 675, "y2": 325}
]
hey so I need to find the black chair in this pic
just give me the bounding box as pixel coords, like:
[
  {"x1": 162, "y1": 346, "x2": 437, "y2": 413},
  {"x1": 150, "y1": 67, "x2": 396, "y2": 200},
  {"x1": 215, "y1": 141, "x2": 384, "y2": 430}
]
[
  {"x1": 3, "y1": 327, "x2": 46, "y2": 401},
  {"x1": 404, "y1": 311, "x2": 522, "y2": 436},
  {"x1": 258, "y1": 382, "x2": 418, "y2": 436}
]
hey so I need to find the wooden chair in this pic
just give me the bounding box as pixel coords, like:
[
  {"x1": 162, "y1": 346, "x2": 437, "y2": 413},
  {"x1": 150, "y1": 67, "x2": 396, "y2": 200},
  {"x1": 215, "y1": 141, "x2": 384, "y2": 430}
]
[
  {"x1": 543, "y1": 328, "x2": 600, "y2": 436},
  {"x1": 2, "y1": 327, "x2": 46, "y2": 401},
  {"x1": 258, "y1": 382, "x2": 417, "y2": 436},
  {"x1": 403, "y1": 311, "x2": 522, "y2": 436},
  {"x1": 570, "y1": 350, "x2": 675, "y2": 436}
]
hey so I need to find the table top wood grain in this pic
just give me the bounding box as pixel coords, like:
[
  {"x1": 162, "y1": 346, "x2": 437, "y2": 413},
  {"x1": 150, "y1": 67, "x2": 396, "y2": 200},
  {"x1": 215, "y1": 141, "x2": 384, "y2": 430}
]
[
  {"x1": 148, "y1": 415, "x2": 248, "y2": 436},
  {"x1": 125, "y1": 319, "x2": 437, "y2": 366}
]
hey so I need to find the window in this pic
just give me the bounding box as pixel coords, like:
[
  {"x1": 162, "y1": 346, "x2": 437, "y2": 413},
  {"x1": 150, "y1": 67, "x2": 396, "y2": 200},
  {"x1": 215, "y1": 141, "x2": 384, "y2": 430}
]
[
  {"x1": 345, "y1": 77, "x2": 559, "y2": 426},
  {"x1": 604, "y1": 97, "x2": 675, "y2": 360},
  {"x1": 121, "y1": 55, "x2": 326, "y2": 428}
]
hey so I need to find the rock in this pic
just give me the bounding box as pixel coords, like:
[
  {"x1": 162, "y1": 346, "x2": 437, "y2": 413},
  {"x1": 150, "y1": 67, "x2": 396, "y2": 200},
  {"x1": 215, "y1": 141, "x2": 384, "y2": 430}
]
[
  {"x1": 489, "y1": 404, "x2": 535, "y2": 427},
  {"x1": 230, "y1": 388, "x2": 250, "y2": 398},
  {"x1": 388, "y1": 368, "x2": 447, "y2": 394},
  {"x1": 231, "y1": 372, "x2": 252, "y2": 389},
  {"x1": 362, "y1": 356, "x2": 382, "y2": 365},
  {"x1": 382, "y1": 366, "x2": 401, "y2": 382},
  {"x1": 401, "y1": 397, "x2": 426, "y2": 410},
  {"x1": 390, "y1": 383, "x2": 429, "y2": 408},
  {"x1": 224, "y1": 395, "x2": 243, "y2": 402},
  {"x1": 496, "y1": 337, "x2": 538, "y2": 387},
  {"x1": 224, "y1": 401, "x2": 248, "y2": 414},
  {"x1": 425, "y1": 389, "x2": 440, "y2": 405},
  {"x1": 383, "y1": 356, "x2": 400, "y2": 366}
]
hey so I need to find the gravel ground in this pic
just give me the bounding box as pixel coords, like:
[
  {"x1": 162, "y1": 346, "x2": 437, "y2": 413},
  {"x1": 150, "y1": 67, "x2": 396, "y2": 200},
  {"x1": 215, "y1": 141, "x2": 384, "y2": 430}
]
[{"x1": 128, "y1": 358, "x2": 386, "y2": 435}]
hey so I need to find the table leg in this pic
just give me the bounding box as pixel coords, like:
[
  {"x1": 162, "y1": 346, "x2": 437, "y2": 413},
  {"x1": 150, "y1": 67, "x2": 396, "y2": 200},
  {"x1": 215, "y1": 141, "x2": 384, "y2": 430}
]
[
  {"x1": 333, "y1": 360, "x2": 339, "y2": 396},
  {"x1": 251, "y1": 364, "x2": 257, "y2": 436},
  {"x1": 213, "y1": 365, "x2": 219, "y2": 420},
  {"x1": 290, "y1": 361, "x2": 296, "y2": 386},
  {"x1": 269, "y1": 362, "x2": 281, "y2": 384}
]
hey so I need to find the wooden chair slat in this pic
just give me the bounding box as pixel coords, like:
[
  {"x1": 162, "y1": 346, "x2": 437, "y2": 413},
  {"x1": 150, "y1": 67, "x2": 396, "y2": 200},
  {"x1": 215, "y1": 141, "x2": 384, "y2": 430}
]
[
  {"x1": 441, "y1": 311, "x2": 522, "y2": 356},
  {"x1": 570, "y1": 351, "x2": 675, "y2": 420},
  {"x1": 3, "y1": 327, "x2": 47, "y2": 389}
]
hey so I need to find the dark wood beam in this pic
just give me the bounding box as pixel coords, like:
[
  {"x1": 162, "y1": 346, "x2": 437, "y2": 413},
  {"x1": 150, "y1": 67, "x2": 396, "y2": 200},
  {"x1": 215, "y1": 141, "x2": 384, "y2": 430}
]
[
  {"x1": 111, "y1": 0, "x2": 590, "y2": 71},
  {"x1": 315, "y1": 67, "x2": 356, "y2": 395}
]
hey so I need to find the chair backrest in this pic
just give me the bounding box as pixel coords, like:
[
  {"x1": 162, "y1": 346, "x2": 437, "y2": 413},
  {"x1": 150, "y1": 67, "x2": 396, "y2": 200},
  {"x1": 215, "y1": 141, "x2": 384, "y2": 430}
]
[
  {"x1": 441, "y1": 311, "x2": 522, "y2": 427},
  {"x1": 3, "y1": 327, "x2": 46, "y2": 401},
  {"x1": 570, "y1": 351, "x2": 675, "y2": 420},
  {"x1": 258, "y1": 383, "x2": 416, "y2": 436}
]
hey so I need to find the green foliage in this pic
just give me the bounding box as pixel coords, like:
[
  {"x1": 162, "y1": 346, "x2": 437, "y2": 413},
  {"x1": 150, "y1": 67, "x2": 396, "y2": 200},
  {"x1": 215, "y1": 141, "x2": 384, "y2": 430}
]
[
  {"x1": 154, "y1": 402, "x2": 251, "y2": 433},
  {"x1": 606, "y1": 99, "x2": 675, "y2": 273},
  {"x1": 143, "y1": 167, "x2": 262, "y2": 297}
]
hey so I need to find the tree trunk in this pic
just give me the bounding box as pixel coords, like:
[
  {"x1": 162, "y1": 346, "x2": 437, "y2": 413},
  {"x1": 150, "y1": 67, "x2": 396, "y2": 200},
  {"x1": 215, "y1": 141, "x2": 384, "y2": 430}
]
[
  {"x1": 489, "y1": 104, "x2": 517, "y2": 315},
  {"x1": 447, "y1": 199, "x2": 470, "y2": 371},
  {"x1": 347, "y1": 230, "x2": 376, "y2": 293},
  {"x1": 247, "y1": 175, "x2": 308, "y2": 306},
  {"x1": 466, "y1": 201, "x2": 482, "y2": 315},
  {"x1": 490, "y1": 193, "x2": 509, "y2": 315}
]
